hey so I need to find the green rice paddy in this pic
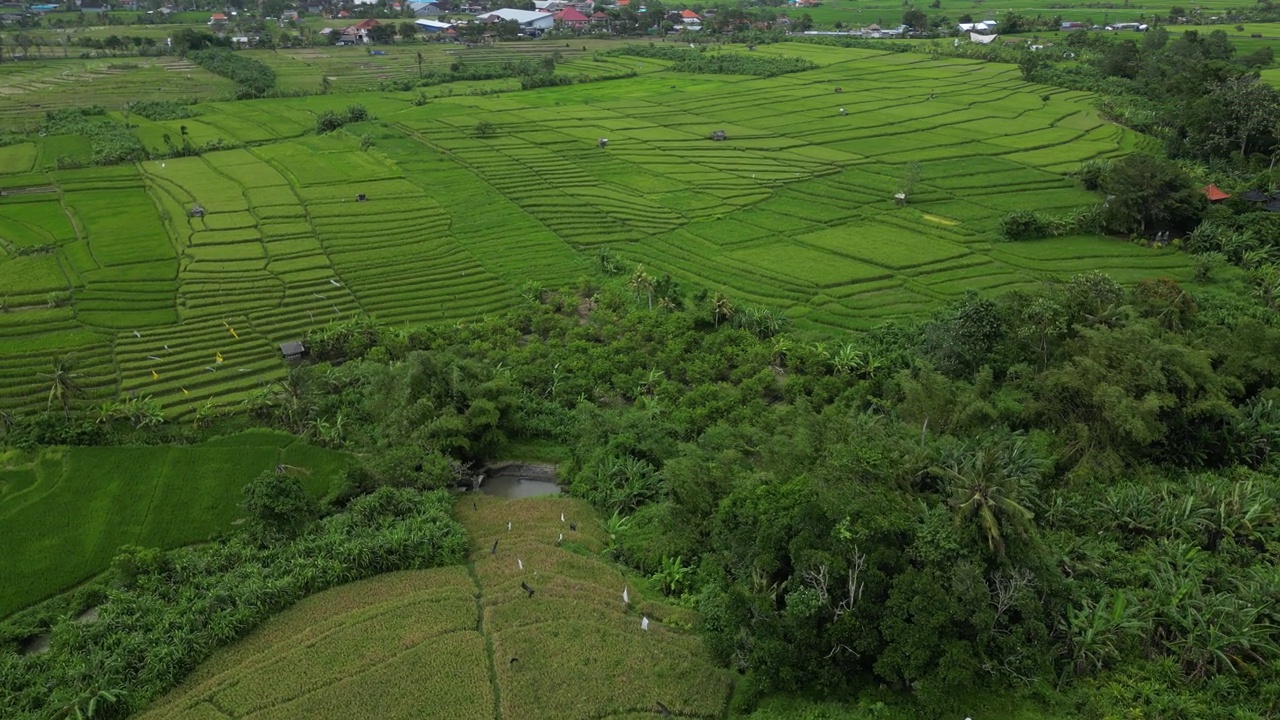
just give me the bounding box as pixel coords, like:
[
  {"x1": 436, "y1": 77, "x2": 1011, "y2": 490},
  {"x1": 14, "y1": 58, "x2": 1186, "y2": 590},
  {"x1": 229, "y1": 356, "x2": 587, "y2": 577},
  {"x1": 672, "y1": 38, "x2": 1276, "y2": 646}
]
[
  {"x1": 0, "y1": 42, "x2": 1190, "y2": 418},
  {"x1": 0, "y1": 430, "x2": 350, "y2": 617}
]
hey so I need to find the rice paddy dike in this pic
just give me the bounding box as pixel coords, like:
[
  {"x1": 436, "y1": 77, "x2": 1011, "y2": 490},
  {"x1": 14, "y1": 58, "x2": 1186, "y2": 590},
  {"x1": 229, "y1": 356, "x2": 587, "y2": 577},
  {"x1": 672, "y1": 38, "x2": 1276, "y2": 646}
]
[
  {"x1": 138, "y1": 494, "x2": 731, "y2": 720},
  {"x1": 0, "y1": 42, "x2": 1190, "y2": 419}
]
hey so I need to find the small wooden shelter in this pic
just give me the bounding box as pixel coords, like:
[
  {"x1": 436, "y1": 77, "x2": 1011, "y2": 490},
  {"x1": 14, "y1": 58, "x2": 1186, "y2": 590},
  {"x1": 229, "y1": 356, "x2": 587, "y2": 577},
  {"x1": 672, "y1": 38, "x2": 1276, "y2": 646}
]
[
  {"x1": 1202, "y1": 184, "x2": 1230, "y2": 202},
  {"x1": 279, "y1": 341, "x2": 307, "y2": 361}
]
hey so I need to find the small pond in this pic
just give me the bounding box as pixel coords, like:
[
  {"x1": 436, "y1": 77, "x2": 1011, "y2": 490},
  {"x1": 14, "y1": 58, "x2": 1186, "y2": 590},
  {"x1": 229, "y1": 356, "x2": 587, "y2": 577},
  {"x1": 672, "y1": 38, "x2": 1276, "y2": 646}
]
[{"x1": 476, "y1": 462, "x2": 562, "y2": 499}]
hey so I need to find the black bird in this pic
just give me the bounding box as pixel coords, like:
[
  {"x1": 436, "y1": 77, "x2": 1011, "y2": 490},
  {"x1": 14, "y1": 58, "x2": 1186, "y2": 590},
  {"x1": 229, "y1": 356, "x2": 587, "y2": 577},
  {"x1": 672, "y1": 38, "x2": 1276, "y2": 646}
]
[
  {"x1": 491, "y1": 539, "x2": 499, "y2": 556},
  {"x1": 569, "y1": 522, "x2": 577, "y2": 532},
  {"x1": 509, "y1": 657, "x2": 519, "y2": 665},
  {"x1": 521, "y1": 581, "x2": 535, "y2": 598},
  {"x1": 656, "y1": 701, "x2": 672, "y2": 717}
]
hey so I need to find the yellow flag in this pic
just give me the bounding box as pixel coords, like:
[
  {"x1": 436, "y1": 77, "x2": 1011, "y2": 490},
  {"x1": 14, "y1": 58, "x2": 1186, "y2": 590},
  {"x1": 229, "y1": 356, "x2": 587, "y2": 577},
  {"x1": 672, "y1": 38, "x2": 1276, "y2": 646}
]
[
  {"x1": 229, "y1": 327, "x2": 239, "y2": 339},
  {"x1": 151, "y1": 369, "x2": 159, "y2": 380},
  {"x1": 215, "y1": 352, "x2": 223, "y2": 364},
  {"x1": 182, "y1": 387, "x2": 189, "y2": 395}
]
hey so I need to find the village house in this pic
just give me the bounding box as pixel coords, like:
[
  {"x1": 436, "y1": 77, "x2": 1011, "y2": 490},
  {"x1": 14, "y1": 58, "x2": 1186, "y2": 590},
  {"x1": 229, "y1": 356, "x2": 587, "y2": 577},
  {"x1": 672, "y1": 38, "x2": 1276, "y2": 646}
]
[
  {"x1": 409, "y1": 1, "x2": 443, "y2": 17},
  {"x1": 475, "y1": 8, "x2": 554, "y2": 32},
  {"x1": 679, "y1": 9, "x2": 700, "y2": 23},
  {"x1": 553, "y1": 7, "x2": 589, "y2": 27},
  {"x1": 338, "y1": 17, "x2": 381, "y2": 44},
  {"x1": 414, "y1": 18, "x2": 455, "y2": 34},
  {"x1": 208, "y1": 12, "x2": 228, "y2": 27}
]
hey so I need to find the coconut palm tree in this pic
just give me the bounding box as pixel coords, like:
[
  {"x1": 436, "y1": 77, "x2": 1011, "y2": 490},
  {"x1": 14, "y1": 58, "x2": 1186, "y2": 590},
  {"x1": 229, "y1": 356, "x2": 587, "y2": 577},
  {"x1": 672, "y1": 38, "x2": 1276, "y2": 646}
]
[
  {"x1": 932, "y1": 438, "x2": 1043, "y2": 555},
  {"x1": 39, "y1": 353, "x2": 83, "y2": 420},
  {"x1": 629, "y1": 265, "x2": 655, "y2": 310},
  {"x1": 710, "y1": 292, "x2": 734, "y2": 328}
]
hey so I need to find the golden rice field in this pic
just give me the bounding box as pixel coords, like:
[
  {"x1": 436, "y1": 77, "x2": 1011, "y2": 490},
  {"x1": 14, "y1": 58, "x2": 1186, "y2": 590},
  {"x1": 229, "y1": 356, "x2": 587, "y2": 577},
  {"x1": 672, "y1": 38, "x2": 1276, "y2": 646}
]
[{"x1": 140, "y1": 494, "x2": 731, "y2": 720}]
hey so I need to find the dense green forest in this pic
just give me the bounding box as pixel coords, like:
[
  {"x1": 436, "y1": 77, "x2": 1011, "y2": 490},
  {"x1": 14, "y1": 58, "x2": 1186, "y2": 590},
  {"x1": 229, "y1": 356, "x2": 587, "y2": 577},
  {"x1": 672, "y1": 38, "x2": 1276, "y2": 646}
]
[
  {"x1": 8, "y1": 265, "x2": 1276, "y2": 718},
  {"x1": 287, "y1": 271, "x2": 1280, "y2": 718}
]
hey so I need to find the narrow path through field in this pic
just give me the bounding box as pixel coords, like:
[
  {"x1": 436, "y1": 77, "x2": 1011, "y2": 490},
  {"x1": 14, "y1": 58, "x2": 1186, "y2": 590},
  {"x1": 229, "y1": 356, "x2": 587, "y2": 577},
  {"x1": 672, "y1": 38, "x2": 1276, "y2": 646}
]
[{"x1": 466, "y1": 559, "x2": 504, "y2": 720}]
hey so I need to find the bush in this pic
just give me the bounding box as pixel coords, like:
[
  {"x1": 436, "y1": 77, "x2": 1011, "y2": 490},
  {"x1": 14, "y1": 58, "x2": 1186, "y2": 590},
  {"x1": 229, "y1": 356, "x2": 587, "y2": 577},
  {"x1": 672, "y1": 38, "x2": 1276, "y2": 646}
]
[
  {"x1": 1000, "y1": 210, "x2": 1054, "y2": 240},
  {"x1": 607, "y1": 45, "x2": 818, "y2": 77},
  {"x1": 1075, "y1": 158, "x2": 1111, "y2": 191},
  {"x1": 124, "y1": 100, "x2": 195, "y2": 121},
  {"x1": 314, "y1": 104, "x2": 373, "y2": 134},
  {"x1": 188, "y1": 48, "x2": 276, "y2": 97},
  {"x1": 520, "y1": 73, "x2": 573, "y2": 90},
  {"x1": 41, "y1": 107, "x2": 147, "y2": 165}
]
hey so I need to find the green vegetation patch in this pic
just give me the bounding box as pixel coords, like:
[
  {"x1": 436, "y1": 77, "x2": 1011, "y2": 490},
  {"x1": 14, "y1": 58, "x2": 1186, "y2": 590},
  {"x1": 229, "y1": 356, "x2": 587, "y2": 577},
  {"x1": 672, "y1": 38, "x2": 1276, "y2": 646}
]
[
  {"x1": 0, "y1": 143, "x2": 37, "y2": 174},
  {"x1": 795, "y1": 223, "x2": 971, "y2": 270},
  {"x1": 0, "y1": 433, "x2": 349, "y2": 616},
  {"x1": 732, "y1": 243, "x2": 889, "y2": 287}
]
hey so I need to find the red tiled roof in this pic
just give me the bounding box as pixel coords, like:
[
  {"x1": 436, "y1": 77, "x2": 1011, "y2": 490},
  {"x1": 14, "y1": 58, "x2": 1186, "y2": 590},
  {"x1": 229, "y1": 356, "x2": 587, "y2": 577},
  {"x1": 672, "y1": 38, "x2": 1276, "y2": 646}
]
[
  {"x1": 210, "y1": 12, "x2": 226, "y2": 19},
  {"x1": 353, "y1": 18, "x2": 381, "y2": 28},
  {"x1": 680, "y1": 9, "x2": 700, "y2": 18},
  {"x1": 337, "y1": 10, "x2": 350, "y2": 16},
  {"x1": 1203, "y1": 184, "x2": 1230, "y2": 202},
  {"x1": 555, "y1": 7, "x2": 589, "y2": 21},
  {"x1": 592, "y1": 10, "x2": 607, "y2": 17}
]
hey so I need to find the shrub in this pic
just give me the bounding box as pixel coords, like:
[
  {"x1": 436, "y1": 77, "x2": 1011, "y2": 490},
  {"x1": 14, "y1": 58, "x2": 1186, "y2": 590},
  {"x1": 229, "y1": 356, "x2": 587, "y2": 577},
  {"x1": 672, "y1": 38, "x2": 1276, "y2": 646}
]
[
  {"x1": 607, "y1": 44, "x2": 818, "y2": 77},
  {"x1": 1000, "y1": 210, "x2": 1053, "y2": 240},
  {"x1": 124, "y1": 100, "x2": 195, "y2": 121},
  {"x1": 188, "y1": 47, "x2": 276, "y2": 96},
  {"x1": 315, "y1": 109, "x2": 344, "y2": 133},
  {"x1": 314, "y1": 105, "x2": 374, "y2": 134}
]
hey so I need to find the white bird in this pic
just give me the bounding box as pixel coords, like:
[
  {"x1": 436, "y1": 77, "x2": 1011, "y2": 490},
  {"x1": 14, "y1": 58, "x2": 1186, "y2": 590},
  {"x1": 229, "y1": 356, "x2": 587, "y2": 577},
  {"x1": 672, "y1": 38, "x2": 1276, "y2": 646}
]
[
  {"x1": 147, "y1": 355, "x2": 161, "y2": 361},
  {"x1": 238, "y1": 368, "x2": 250, "y2": 373},
  {"x1": 641, "y1": 616, "x2": 650, "y2": 631},
  {"x1": 160, "y1": 162, "x2": 165, "y2": 168},
  {"x1": 622, "y1": 586, "x2": 630, "y2": 605},
  {"x1": 508, "y1": 520, "x2": 512, "y2": 531},
  {"x1": 164, "y1": 344, "x2": 172, "y2": 352},
  {"x1": 560, "y1": 512, "x2": 565, "y2": 523},
  {"x1": 330, "y1": 279, "x2": 341, "y2": 286},
  {"x1": 205, "y1": 366, "x2": 216, "y2": 372},
  {"x1": 557, "y1": 532, "x2": 563, "y2": 544},
  {"x1": 517, "y1": 558, "x2": 524, "y2": 570},
  {"x1": 314, "y1": 293, "x2": 326, "y2": 299},
  {"x1": 133, "y1": 330, "x2": 141, "y2": 338}
]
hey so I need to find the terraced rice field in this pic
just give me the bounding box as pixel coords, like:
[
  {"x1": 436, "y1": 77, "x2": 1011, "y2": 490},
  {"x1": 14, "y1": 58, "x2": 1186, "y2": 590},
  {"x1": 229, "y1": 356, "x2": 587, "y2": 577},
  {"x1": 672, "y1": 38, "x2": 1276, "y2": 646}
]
[
  {"x1": 0, "y1": 57, "x2": 236, "y2": 127},
  {"x1": 140, "y1": 494, "x2": 731, "y2": 720},
  {"x1": 0, "y1": 430, "x2": 350, "y2": 617},
  {"x1": 0, "y1": 43, "x2": 1189, "y2": 416}
]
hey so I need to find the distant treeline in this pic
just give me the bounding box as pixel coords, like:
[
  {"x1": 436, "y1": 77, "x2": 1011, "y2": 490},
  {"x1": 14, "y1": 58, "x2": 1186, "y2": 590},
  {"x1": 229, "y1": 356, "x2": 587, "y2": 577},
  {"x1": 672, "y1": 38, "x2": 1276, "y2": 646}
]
[
  {"x1": 610, "y1": 44, "x2": 819, "y2": 76},
  {"x1": 380, "y1": 59, "x2": 636, "y2": 93},
  {"x1": 188, "y1": 47, "x2": 276, "y2": 98}
]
